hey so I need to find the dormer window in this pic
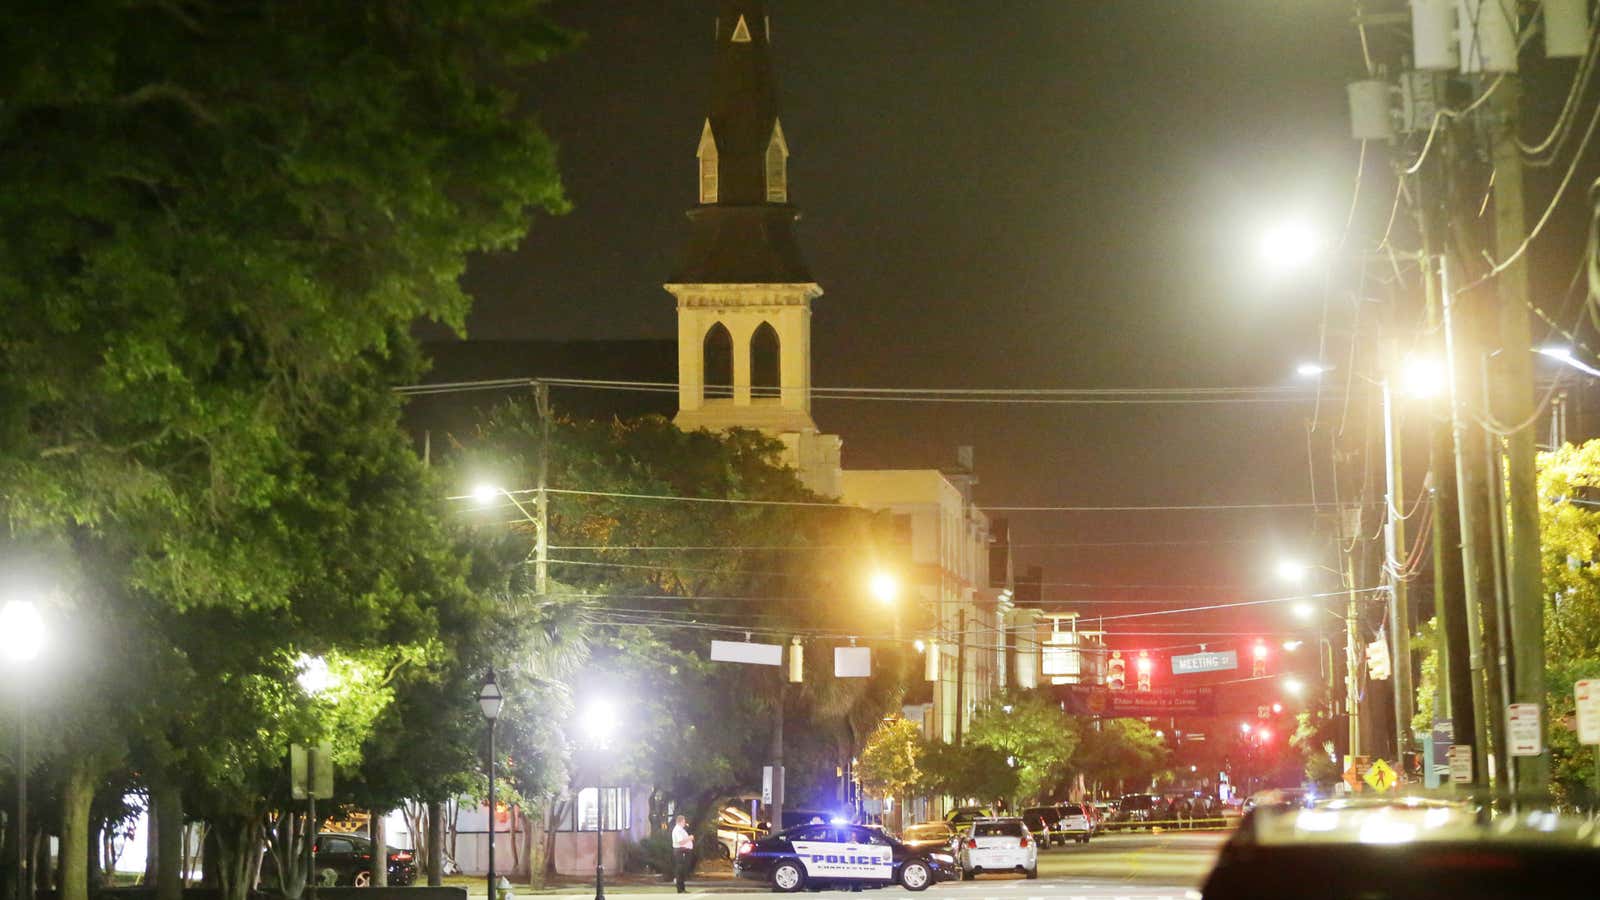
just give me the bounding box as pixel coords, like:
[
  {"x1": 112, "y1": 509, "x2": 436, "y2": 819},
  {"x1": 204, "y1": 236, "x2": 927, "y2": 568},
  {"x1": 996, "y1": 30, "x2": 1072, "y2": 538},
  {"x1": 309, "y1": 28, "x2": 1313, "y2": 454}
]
[
  {"x1": 766, "y1": 120, "x2": 788, "y2": 203},
  {"x1": 697, "y1": 119, "x2": 719, "y2": 204}
]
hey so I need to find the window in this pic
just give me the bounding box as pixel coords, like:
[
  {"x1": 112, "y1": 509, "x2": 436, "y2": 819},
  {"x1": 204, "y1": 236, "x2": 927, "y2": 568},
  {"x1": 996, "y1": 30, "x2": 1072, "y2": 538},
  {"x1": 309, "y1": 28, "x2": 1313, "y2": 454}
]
[
  {"x1": 319, "y1": 837, "x2": 354, "y2": 855},
  {"x1": 791, "y1": 825, "x2": 831, "y2": 842},
  {"x1": 750, "y1": 321, "x2": 780, "y2": 396},
  {"x1": 765, "y1": 122, "x2": 788, "y2": 203},
  {"x1": 974, "y1": 821, "x2": 1024, "y2": 838},
  {"x1": 703, "y1": 322, "x2": 733, "y2": 399},
  {"x1": 561, "y1": 787, "x2": 630, "y2": 832},
  {"x1": 699, "y1": 157, "x2": 718, "y2": 204},
  {"x1": 766, "y1": 142, "x2": 787, "y2": 202}
]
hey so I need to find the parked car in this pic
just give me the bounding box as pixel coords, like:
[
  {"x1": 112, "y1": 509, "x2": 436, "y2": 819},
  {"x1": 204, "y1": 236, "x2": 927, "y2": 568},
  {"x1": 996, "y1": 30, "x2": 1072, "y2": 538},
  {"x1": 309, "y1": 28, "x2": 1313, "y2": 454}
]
[
  {"x1": 1052, "y1": 802, "x2": 1094, "y2": 843},
  {"x1": 944, "y1": 806, "x2": 995, "y2": 828},
  {"x1": 735, "y1": 821, "x2": 956, "y2": 892},
  {"x1": 1114, "y1": 793, "x2": 1160, "y2": 828},
  {"x1": 260, "y1": 832, "x2": 417, "y2": 889},
  {"x1": 716, "y1": 805, "x2": 760, "y2": 858},
  {"x1": 1021, "y1": 807, "x2": 1063, "y2": 847},
  {"x1": 899, "y1": 821, "x2": 959, "y2": 857},
  {"x1": 956, "y1": 817, "x2": 1038, "y2": 880}
]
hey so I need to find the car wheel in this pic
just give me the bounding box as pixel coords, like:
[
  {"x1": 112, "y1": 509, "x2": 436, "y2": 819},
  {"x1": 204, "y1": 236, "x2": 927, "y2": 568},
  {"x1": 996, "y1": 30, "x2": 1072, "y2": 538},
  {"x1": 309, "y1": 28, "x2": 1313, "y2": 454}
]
[
  {"x1": 1025, "y1": 867, "x2": 1038, "y2": 880},
  {"x1": 772, "y1": 860, "x2": 806, "y2": 893},
  {"x1": 1080, "y1": 835, "x2": 1090, "y2": 844},
  {"x1": 353, "y1": 871, "x2": 371, "y2": 888},
  {"x1": 718, "y1": 843, "x2": 731, "y2": 860},
  {"x1": 900, "y1": 862, "x2": 931, "y2": 892}
]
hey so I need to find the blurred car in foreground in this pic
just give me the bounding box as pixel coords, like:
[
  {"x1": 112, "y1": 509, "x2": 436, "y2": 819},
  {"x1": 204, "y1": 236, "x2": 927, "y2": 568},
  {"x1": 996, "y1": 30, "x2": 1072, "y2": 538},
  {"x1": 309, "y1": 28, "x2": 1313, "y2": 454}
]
[{"x1": 1201, "y1": 797, "x2": 1600, "y2": 899}]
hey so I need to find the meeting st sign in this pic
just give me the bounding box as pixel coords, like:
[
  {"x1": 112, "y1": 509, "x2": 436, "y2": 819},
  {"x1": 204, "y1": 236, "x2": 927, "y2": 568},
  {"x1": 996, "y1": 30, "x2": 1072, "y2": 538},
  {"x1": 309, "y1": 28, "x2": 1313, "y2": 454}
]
[{"x1": 1171, "y1": 649, "x2": 1238, "y2": 675}]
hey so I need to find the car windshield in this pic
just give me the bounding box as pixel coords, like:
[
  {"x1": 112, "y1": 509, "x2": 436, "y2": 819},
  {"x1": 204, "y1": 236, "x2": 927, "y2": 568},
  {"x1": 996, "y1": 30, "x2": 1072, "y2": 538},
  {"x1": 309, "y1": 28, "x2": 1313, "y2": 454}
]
[
  {"x1": 973, "y1": 821, "x2": 1024, "y2": 838},
  {"x1": 902, "y1": 824, "x2": 948, "y2": 840}
]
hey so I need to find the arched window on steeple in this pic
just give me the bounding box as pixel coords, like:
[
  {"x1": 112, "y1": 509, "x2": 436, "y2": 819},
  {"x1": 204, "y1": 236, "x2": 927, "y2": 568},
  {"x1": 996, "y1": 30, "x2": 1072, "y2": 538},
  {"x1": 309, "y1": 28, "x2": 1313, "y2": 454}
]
[
  {"x1": 751, "y1": 322, "x2": 781, "y2": 397},
  {"x1": 703, "y1": 322, "x2": 733, "y2": 399},
  {"x1": 766, "y1": 120, "x2": 788, "y2": 203}
]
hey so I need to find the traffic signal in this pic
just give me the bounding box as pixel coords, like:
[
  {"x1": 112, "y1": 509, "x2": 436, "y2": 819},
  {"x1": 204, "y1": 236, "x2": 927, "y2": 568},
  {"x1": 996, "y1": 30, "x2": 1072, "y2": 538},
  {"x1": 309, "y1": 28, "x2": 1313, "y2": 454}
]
[
  {"x1": 1252, "y1": 640, "x2": 1268, "y2": 677},
  {"x1": 1366, "y1": 639, "x2": 1391, "y2": 680},
  {"x1": 1136, "y1": 650, "x2": 1153, "y2": 692},
  {"x1": 1107, "y1": 651, "x2": 1126, "y2": 690}
]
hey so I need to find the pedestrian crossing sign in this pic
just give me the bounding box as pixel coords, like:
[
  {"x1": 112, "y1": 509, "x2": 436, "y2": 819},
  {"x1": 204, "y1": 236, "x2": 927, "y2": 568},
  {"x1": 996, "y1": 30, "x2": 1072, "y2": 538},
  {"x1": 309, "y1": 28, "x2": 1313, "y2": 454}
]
[{"x1": 1364, "y1": 758, "x2": 1398, "y2": 792}]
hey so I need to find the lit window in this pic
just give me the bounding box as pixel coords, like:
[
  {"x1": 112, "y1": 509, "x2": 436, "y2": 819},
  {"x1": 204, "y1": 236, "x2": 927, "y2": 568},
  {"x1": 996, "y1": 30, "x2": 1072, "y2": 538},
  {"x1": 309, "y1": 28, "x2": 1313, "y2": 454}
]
[
  {"x1": 564, "y1": 787, "x2": 631, "y2": 832},
  {"x1": 700, "y1": 157, "x2": 719, "y2": 204},
  {"x1": 765, "y1": 121, "x2": 788, "y2": 203}
]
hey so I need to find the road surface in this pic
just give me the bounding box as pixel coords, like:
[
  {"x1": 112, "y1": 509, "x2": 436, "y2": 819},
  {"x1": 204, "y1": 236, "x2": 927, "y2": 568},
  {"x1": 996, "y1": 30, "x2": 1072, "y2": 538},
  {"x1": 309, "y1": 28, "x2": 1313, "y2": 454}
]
[{"x1": 486, "y1": 830, "x2": 1229, "y2": 900}]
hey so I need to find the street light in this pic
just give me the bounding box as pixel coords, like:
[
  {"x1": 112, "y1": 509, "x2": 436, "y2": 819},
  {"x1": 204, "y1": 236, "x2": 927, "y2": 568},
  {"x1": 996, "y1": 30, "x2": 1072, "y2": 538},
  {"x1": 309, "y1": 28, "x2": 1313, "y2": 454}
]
[
  {"x1": 869, "y1": 571, "x2": 899, "y2": 605},
  {"x1": 1296, "y1": 362, "x2": 1330, "y2": 378},
  {"x1": 582, "y1": 698, "x2": 619, "y2": 900},
  {"x1": 479, "y1": 671, "x2": 504, "y2": 900},
  {"x1": 1284, "y1": 678, "x2": 1305, "y2": 698},
  {"x1": 1292, "y1": 602, "x2": 1314, "y2": 621},
  {"x1": 2, "y1": 599, "x2": 45, "y2": 900},
  {"x1": 294, "y1": 655, "x2": 337, "y2": 900},
  {"x1": 1257, "y1": 219, "x2": 1322, "y2": 274},
  {"x1": 1398, "y1": 356, "x2": 1448, "y2": 399}
]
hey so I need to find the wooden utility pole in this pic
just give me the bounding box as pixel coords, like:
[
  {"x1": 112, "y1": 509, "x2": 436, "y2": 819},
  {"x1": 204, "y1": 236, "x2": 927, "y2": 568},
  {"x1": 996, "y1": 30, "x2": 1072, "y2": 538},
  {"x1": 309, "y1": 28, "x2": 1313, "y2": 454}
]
[{"x1": 1488, "y1": 75, "x2": 1548, "y2": 794}]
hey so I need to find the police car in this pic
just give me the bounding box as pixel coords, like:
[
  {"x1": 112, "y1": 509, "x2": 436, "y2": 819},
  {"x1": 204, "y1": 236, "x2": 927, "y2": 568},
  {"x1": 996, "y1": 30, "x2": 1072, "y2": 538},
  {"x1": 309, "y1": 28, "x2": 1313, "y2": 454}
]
[{"x1": 735, "y1": 822, "x2": 957, "y2": 892}]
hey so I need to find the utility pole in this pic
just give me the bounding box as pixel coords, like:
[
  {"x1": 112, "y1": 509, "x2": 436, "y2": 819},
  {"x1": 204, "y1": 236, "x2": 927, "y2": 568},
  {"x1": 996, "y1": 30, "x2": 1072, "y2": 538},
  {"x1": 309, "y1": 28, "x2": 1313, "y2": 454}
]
[
  {"x1": 954, "y1": 607, "x2": 967, "y2": 745},
  {"x1": 1344, "y1": 531, "x2": 1362, "y2": 759},
  {"x1": 535, "y1": 380, "x2": 551, "y2": 595},
  {"x1": 1381, "y1": 339, "x2": 1414, "y2": 770},
  {"x1": 1487, "y1": 74, "x2": 1549, "y2": 794}
]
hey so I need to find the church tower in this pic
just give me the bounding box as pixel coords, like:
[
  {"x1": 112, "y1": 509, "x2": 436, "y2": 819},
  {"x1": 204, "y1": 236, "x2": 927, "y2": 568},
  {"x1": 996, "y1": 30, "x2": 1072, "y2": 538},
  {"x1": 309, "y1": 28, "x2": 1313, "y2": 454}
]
[{"x1": 667, "y1": 0, "x2": 841, "y2": 496}]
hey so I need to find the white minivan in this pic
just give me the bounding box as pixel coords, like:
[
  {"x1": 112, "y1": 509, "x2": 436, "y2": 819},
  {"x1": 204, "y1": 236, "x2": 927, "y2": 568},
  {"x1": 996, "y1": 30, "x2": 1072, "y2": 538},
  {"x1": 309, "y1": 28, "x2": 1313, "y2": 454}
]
[{"x1": 957, "y1": 818, "x2": 1038, "y2": 880}]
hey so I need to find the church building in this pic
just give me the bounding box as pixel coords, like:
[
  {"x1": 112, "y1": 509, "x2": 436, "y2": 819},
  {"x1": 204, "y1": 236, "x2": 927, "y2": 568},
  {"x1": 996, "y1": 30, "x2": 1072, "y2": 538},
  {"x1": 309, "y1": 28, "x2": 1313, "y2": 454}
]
[
  {"x1": 665, "y1": 0, "x2": 842, "y2": 497},
  {"x1": 666, "y1": 1, "x2": 1017, "y2": 755}
]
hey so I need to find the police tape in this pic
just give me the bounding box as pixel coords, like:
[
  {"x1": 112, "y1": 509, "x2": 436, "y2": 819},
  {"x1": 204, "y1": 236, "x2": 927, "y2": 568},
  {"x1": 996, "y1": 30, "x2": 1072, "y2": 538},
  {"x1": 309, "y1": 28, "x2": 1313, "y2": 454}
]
[{"x1": 1097, "y1": 816, "x2": 1234, "y2": 831}]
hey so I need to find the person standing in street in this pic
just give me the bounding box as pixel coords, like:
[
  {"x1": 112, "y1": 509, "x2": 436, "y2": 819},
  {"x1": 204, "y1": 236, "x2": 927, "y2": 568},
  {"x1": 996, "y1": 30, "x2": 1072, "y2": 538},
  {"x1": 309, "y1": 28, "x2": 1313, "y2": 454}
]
[{"x1": 671, "y1": 814, "x2": 694, "y2": 893}]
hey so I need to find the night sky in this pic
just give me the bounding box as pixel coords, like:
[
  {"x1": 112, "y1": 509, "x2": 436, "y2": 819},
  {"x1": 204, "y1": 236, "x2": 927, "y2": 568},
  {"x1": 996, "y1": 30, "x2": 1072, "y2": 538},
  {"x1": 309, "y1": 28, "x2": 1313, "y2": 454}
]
[{"x1": 453, "y1": 1, "x2": 1383, "y2": 641}]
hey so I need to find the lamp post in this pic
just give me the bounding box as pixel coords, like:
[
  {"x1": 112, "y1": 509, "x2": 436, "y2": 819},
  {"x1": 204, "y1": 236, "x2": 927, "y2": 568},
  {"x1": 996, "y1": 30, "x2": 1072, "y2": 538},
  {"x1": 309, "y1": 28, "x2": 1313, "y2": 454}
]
[
  {"x1": 479, "y1": 671, "x2": 504, "y2": 900},
  {"x1": 2, "y1": 600, "x2": 45, "y2": 900},
  {"x1": 295, "y1": 655, "x2": 337, "y2": 900},
  {"x1": 1278, "y1": 559, "x2": 1359, "y2": 758},
  {"x1": 582, "y1": 699, "x2": 618, "y2": 900}
]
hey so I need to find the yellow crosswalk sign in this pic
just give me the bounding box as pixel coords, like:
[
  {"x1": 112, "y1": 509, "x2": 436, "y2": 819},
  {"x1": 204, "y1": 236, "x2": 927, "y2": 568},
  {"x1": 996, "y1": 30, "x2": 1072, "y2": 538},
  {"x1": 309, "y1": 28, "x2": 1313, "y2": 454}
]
[{"x1": 1364, "y1": 758, "x2": 1398, "y2": 792}]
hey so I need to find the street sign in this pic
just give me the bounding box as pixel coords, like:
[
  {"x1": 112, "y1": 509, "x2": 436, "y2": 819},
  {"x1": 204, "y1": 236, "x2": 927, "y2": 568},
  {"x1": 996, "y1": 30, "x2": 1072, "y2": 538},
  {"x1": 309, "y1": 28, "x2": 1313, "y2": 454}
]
[
  {"x1": 1448, "y1": 745, "x2": 1473, "y2": 784},
  {"x1": 1576, "y1": 680, "x2": 1600, "y2": 745},
  {"x1": 711, "y1": 640, "x2": 783, "y2": 666},
  {"x1": 1170, "y1": 649, "x2": 1238, "y2": 675},
  {"x1": 1342, "y1": 755, "x2": 1370, "y2": 792},
  {"x1": 290, "y1": 741, "x2": 334, "y2": 800},
  {"x1": 834, "y1": 646, "x2": 872, "y2": 677},
  {"x1": 1507, "y1": 703, "x2": 1543, "y2": 756},
  {"x1": 1364, "y1": 758, "x2": 1398, "y2": 792},
  {"x1": 762, "y1": 765, "x2": 784, "y2": 805}
]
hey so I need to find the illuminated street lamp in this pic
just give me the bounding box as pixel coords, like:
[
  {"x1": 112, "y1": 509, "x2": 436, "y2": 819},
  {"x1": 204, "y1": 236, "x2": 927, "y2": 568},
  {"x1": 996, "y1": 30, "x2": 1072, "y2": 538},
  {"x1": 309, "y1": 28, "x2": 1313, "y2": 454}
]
[
  {"x1": 1296, "y1": 362, "x2": 1330, "y2": 378},
  {"x1": 869, "y1": 571, "x2": 899, "y2": 604},
  {"x1": 1257, "y1": 219, "x2": 1322, "y2": 275},
  {"x1": 294, "y1": 654, "x2": 338, "y2": 900},
  {"x1": 2, "y1": 599, "x2": 45, "y2": 900},
  {"x1": 1283, "y1": 678, "x2": 1305, "y2": 698},
  {"x1": 479, "y1": 672, "x2": 504, "y2": 900},
  {"x1": 1398, "y1": 356, "x2": 1447, "y2": 400},
  {"x1": 583, "y1": 698, "x2": 619, "y2": 900}
]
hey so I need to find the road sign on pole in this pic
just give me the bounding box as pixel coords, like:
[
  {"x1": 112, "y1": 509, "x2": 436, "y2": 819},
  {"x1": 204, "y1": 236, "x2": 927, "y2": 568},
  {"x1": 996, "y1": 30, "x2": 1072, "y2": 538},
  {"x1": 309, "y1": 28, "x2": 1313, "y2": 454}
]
[
  {"x1": 1448, "y1": 745, "x2": 1473, "y2": 784},
  {"x1": 1507, "y1": 703, "x2": 1543, "y2": 757},
  {"x1": 1576, "y1": 681, "x2": 1600, "y2": 745},
  {"x1": 1364, "y1": 758, "x2": 1398, "y2": 792}
]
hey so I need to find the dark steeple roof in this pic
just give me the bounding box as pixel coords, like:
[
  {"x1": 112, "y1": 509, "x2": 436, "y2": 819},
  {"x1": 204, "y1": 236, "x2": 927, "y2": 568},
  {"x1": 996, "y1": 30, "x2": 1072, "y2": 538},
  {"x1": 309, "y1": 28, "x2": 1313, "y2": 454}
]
[{"x1": 670, "y1": 0, "x2": 814, "y2": 284}]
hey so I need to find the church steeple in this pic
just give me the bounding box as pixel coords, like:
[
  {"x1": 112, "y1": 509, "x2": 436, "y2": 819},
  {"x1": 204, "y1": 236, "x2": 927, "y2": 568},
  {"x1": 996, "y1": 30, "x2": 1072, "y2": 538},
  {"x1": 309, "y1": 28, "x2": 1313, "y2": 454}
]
[
  {"x1": 666, "y1": 1, "x2": 840, "y2": 498},
  {"x1": 673, "y1": 0, "x2": 811, "y2": 284}
]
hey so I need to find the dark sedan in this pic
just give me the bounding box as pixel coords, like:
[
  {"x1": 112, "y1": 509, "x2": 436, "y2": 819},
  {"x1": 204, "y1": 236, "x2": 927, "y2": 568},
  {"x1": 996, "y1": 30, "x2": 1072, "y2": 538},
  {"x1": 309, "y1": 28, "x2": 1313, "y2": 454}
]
[
  {"x1": 735, "y1": 822, "x2": 957, "y2": 892},
  {"x1": 262, "y1": 832, "x2": 418, "y2": 888}
]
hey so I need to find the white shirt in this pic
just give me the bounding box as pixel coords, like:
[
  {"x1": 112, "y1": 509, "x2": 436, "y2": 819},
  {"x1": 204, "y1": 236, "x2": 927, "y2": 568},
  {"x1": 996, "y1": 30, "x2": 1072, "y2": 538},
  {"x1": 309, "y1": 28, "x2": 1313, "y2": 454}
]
[{"x1": 672, "y1": 823, "x2": 693, "y2": 850}]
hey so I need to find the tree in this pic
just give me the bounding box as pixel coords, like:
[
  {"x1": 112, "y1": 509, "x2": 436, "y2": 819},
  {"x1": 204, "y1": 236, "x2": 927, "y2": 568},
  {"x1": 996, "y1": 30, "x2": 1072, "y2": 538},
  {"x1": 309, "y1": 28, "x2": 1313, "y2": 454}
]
[
  {"x1": 0, "y1": 3, "x2": 571, "y2": 899},
  {"x1": 1070, "y1": 719, "x2": 1169, "y2": 798},
  {"x1": 965, "y1": 690, "x2": 1079, "y2": 805},
  {"x1": 857, "y1": 717, "x2": 922, "y2": 827},
  {"x1": 916, "y1": 742, "x2": 1018, "y2": 808}
]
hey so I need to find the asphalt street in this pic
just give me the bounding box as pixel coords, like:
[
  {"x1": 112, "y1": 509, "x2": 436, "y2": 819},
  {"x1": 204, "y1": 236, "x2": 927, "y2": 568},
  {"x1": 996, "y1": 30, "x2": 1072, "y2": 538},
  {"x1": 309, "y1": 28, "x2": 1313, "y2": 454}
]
[{"x1": 504, "y1": 831, "x2": 1228, "y2": 900}]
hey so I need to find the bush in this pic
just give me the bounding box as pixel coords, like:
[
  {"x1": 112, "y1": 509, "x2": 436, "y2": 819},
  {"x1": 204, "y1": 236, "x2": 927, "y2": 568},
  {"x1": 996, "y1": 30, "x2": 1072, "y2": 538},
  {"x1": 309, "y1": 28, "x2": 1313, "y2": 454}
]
[{"x1": 630, "y1": 832, "x2": 675, "y2": 876}]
